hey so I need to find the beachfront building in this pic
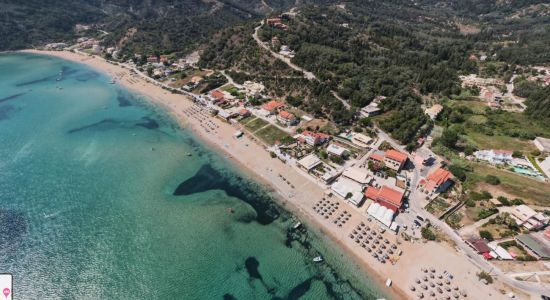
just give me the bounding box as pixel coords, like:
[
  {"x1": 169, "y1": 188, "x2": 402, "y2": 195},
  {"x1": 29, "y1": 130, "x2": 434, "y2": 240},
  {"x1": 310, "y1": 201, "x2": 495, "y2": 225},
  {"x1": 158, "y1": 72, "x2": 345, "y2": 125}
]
[
  {"x1": 351, "y1": 133, "x2": 373, "y2": 148},
  {"x1": 297, "y1": 154, "x2": 322, "y2": 172},
  {"x1": 366, "y1": 202, "x2": 395, "y2": 228},
  {"x1": 473, "y1": 149, "x2": 513, "y2": 165},
  {"x1": 384, "y1": 150, "x2": 408, "y2": 172},
  {"x1": 487, "y1": 242, "x2": 514, "y2": 260},
  {"x1": 331, "y1": 178, "x2": 364, "y2": 206},
  {"x1": 298, "y1": 131, "x2": 330, "y2": 146},
  {"x1": 425, "y1": 104, "x2": 443, "y2": 120},
  {"x1": 277, "y1": 111, "x2": 298, "y2": 126},
  {"x1": 466, "y1": 237, "x2": 491, "y2": 256},
  {"x1": 364, "y1": 185, "x2": 404, "y2": 212},
  {"x1": 342, "y1": 167, "x2": 371, "y2": 185},
  {"x1": 327, "y1": 144, "x2": 348, "y2": 158},
  {"x1": 418, "y1": 167, "x2": 453, "y2": 195},
  {"x1": 261, "y1": 100, "x2": 285, "y2": 116},
  {"x1": 515, "y1": 234, "x2": 550, "y2": 260},
  {"x1": 509, "y1": 205, "x2": 549, "y2": 231},
  {"x1": 534, "y1": 137, "x2": 550, "y2": 153}
]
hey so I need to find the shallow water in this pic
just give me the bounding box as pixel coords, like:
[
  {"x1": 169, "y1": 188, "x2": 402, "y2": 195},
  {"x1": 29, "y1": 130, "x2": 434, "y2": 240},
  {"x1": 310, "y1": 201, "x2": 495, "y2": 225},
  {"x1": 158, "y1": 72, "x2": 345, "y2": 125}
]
[{"x1": 0, "y1": 53, "x2": 389, "y2": 299}]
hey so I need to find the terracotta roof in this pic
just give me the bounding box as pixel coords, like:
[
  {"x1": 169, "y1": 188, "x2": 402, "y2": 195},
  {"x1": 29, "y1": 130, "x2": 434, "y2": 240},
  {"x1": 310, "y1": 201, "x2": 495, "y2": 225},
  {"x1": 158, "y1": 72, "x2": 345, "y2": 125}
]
[
  {"x1": 364, "y1": 186, "x2": 380, "y2": 200},
  {"x1": 377, "y1": 186, "x2": 404, "y2": 207},
  {"x1": 278, "y1": 110, "x2": 295, "y2": 120},
  {"x1": 239, "y1": 109, "x2": 250, "y2": 115},
  {"x1": 364, "y1": 185, "x2": 403, "y2": 209},
  {"x1": 369, "y1": 152, "x2": 385, "y2": 162},
  {"x1": 210, "y1": 90, "x2": 225, "y2": 99},
  {"x1": 262, "y1": 100, "x2": 284, "y2": 111},
  {"x1": 302, "y1": 131, "x2": 330, "y2": 140},
  {"x1": 385, "y1": 150, "x2": 408, "y2": 163},
  {"x1": 426, "y1": 168, "x2": 452, "y2": 186}
]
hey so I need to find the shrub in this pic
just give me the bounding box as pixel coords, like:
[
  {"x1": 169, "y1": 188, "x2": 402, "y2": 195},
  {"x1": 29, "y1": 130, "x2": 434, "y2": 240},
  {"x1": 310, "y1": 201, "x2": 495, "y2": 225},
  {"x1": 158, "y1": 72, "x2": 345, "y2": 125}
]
[
  {"x1": 449, "y1": 164, "x2": 467, "y2": 181},
  {"x1": 485, "y1": 175, "x2": 501, "y2": 185},
  {"x1": 512, "y1": 150, "x2": 523, "y2": 158},
  {"x1": 497, "y1": 196, "x2": 510, "y2": 206},
  {"x1": 421, "y1": 227, "x2": 437, "y2": 241},
  {"x1": 477, "y1": 208, "x2": 499, "y2": 221},
  {"x1": 511, "y1": 198, "x2": 525, "y2": 205},
  {"x1": 479, "y1": 230, "x2": 494, "y2": 241},
  {"x1": 477, "y1": 271, "x2": 494, "y2": 284},
  {"x1": 465, "y1": 199, "x2": 476, "y2": 207}
]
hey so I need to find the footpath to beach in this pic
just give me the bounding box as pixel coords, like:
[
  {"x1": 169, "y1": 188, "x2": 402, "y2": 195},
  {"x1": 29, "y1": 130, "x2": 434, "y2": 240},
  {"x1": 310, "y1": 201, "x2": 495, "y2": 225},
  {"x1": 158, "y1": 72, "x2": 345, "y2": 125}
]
[{"x1": 24, "y1": 49, "x2": 521, "y2": 300}]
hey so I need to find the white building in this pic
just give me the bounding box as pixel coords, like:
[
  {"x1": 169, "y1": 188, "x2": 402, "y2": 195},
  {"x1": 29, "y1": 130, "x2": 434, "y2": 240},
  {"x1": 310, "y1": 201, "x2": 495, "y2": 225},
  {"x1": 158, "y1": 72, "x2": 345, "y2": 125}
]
[
  {"x1": 297, "y1": 154, "x2": 322, "y2": 172},
  {"x1": 351, "y1": 133, "x2": 372, "y2": 148},
  {"x1": 473, "y1": 149, "x2": 513, "y2": 165},
  {"x1": 366, "y1": 202, "x2": 394, "y2": 228},
  {"x1": 534, "y1": 137, "x2": 550, "y2": 153},
  {"x1": 331, "y1": 178, "x2": 364, "y2": 206},
  {"x1": 509, "y1": 205, "x2": 549, "y2": 231},
  {"x1": 327, "y1": 144, "x2": 348, "y2": 157},
  {"x1": 342, "y1": 167, "x2": 371, "y2": 185}
]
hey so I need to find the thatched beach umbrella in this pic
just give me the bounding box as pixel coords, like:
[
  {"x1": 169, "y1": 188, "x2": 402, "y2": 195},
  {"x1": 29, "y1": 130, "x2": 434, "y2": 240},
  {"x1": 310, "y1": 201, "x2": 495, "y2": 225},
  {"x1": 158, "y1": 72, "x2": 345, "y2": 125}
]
[
  {"x1": 417, "y1": 292, "x2": 424, "y2": 298},
  {"x1": 421, "y1": 284, "x2": 428, "y2": 290},
  {"x1": 423, "y1": 276, "x2": 428, "y2": 281},
  {"x1": 410, "y1": 285, "x2": 416, "y2": 291},
  {"x1": 415, "y1": 278, "x2": 421, "y2": 284}
]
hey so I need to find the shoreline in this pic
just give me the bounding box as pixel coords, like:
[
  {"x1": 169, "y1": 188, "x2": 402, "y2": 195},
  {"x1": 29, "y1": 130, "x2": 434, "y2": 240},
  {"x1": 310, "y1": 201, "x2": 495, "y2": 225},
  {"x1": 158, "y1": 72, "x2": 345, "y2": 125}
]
[{"x1": 19, "y1": 49, "x2": 515, "y2": 300}]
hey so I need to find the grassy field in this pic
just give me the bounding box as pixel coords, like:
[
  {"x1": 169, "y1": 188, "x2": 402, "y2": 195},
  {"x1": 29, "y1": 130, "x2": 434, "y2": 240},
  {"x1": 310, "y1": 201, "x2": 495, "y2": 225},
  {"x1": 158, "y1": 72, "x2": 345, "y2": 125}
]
[
  {"x1": 464, "y1": 132, "x2": 537, "y2": 153},
  {"x1": 244, "y1": 117, "x2": 269, "y2": 132},
  {"x1": 255, "y1": 125, "x2": 290, "y2": 145},
  {"x1": 425, "y1": 198, "x2": 451, "y2": 218},
  {"x1": 465, "y1": 162, "x2": 550, "y2": 206}
]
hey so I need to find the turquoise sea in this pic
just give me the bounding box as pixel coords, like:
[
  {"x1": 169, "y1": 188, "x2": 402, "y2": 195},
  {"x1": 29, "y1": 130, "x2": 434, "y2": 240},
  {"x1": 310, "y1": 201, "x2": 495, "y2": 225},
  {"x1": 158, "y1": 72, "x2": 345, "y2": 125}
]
[{"x1": 0, "y1": 53, "x2": 389, "y2": 299}]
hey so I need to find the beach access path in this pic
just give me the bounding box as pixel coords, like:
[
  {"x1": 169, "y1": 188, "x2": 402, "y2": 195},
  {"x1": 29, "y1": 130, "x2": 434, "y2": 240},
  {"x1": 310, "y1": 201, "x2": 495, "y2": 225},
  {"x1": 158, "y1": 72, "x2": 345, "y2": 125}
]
[{"x1": 25, "y1": 49, "x2": 522, "y2": 300}]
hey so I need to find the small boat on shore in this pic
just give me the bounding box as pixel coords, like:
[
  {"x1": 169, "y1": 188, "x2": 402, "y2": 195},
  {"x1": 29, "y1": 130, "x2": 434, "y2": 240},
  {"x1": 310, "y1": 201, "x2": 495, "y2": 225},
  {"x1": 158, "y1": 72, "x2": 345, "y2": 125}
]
[
  {"x1": 313, "y1": 256, "x2": 323, "y2": 263},
  {"x1": 292, "y1": 222, "x2": 302, "y2": 230},
  {"x1": 385, "y1": 278, "x2": 392, "y2": 287}
]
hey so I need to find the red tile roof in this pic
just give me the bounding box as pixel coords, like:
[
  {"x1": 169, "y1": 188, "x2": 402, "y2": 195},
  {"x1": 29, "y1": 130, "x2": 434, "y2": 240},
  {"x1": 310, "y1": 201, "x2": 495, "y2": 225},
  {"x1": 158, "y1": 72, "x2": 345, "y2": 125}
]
[
  {"x1": 239, "y1": 109, "x2": 251, "y2": 116},
  {"x1": 426, "y1": 168, "x2": 452, "y2": 186},
  {"x1": 302, "y1": 131, "x2": 330, "y2": 140},
  {"x1": 494, "y1": 149, "x2": 513, "y2": 155},
  {"x1": 364, "y1": 185, "x2": 404, "y2": 210},
  {"x1": 377, "y1": 186, "x2": 404, "y2": 207},
  {"x1": 278, "y1": 110, "x2": 295, "y2": 120},
  {"x1": 369, "y1": 153, "x2": 385, "y2": 162},
  {"x1": 262, "y1": 100, "x2": 284, "y2": 111},
  {"x1": 364, "y1": 186, "x2": 380, "y2": 200},
  {"x1": 210, "y1": 90, "x2": 225, "y2": 99},
  {"x1": 385, "y1": 150, "x2": 408, "y2": 163}
]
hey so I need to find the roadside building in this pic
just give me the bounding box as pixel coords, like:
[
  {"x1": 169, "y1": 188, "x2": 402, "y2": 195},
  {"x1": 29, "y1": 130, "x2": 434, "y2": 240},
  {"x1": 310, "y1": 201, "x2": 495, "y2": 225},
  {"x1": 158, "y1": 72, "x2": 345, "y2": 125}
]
[
  {"x1": 509, "y1": 205, "x2": 549, "y2": 231},
  {"x1": 534, "y1": 137, "x2": 550, "y2": 153},
  {"x1": 466, "y1": 238, "x2": 491, "y2": 255},
  {"x1": 327, "y1": 144, "x2": 348, "y2": 158},
  {"x1": 515, "y1": 234, "x2": 550, "y2": 260},
  {"x1": 360, "y1": 102, "x2": 381, "y2": 118},
  {"x1": 297, "y1": 154, "x2": 322, "y2": 172},
  {"x1": 384, "y1": 150, "x2": 408, "y2": 172},
  {"x1": 238, "y1": 109, "x2": 251, "y2": 118},
  {"x1": 368, "y1": 150, "x2": 385, "y2": 164},
  {"x1": 418, "y1": 167, "x2": 453, "y2": 195},
  {"x1": 299, "y1": 131, "x2": 330, "y2": 146},
  {"x1": 425, "y1": 104, "x2": 443, "y2": 120},
  {"x1": 351, "y1": 133, "x2": 373, "y2": 148},
  {"x1": 261, "y1": 100, "x2": 285, "y2": 115},
  {"x1": 473, "y1": 149, "x2": 513, "y2": 165},
  {"x1": 277, "y1": 111, "x2": 298, "y2": 126},
  {"x1": 487, "y1": 242, "x2": 514, "y2": 260},
  {"x1": 342, "y1": 167, "x2": 370, "y2": 185},
  {"x1": 364, "y1": 185, "x2": 404, "y2": 212}
]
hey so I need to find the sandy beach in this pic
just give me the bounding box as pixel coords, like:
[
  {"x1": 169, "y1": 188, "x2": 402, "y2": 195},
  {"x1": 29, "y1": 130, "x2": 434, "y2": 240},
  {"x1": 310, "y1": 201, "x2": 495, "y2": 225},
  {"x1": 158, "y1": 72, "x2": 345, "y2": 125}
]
[{"x1": 22, "y1": 49, "x2": 522, "y2": 300}]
